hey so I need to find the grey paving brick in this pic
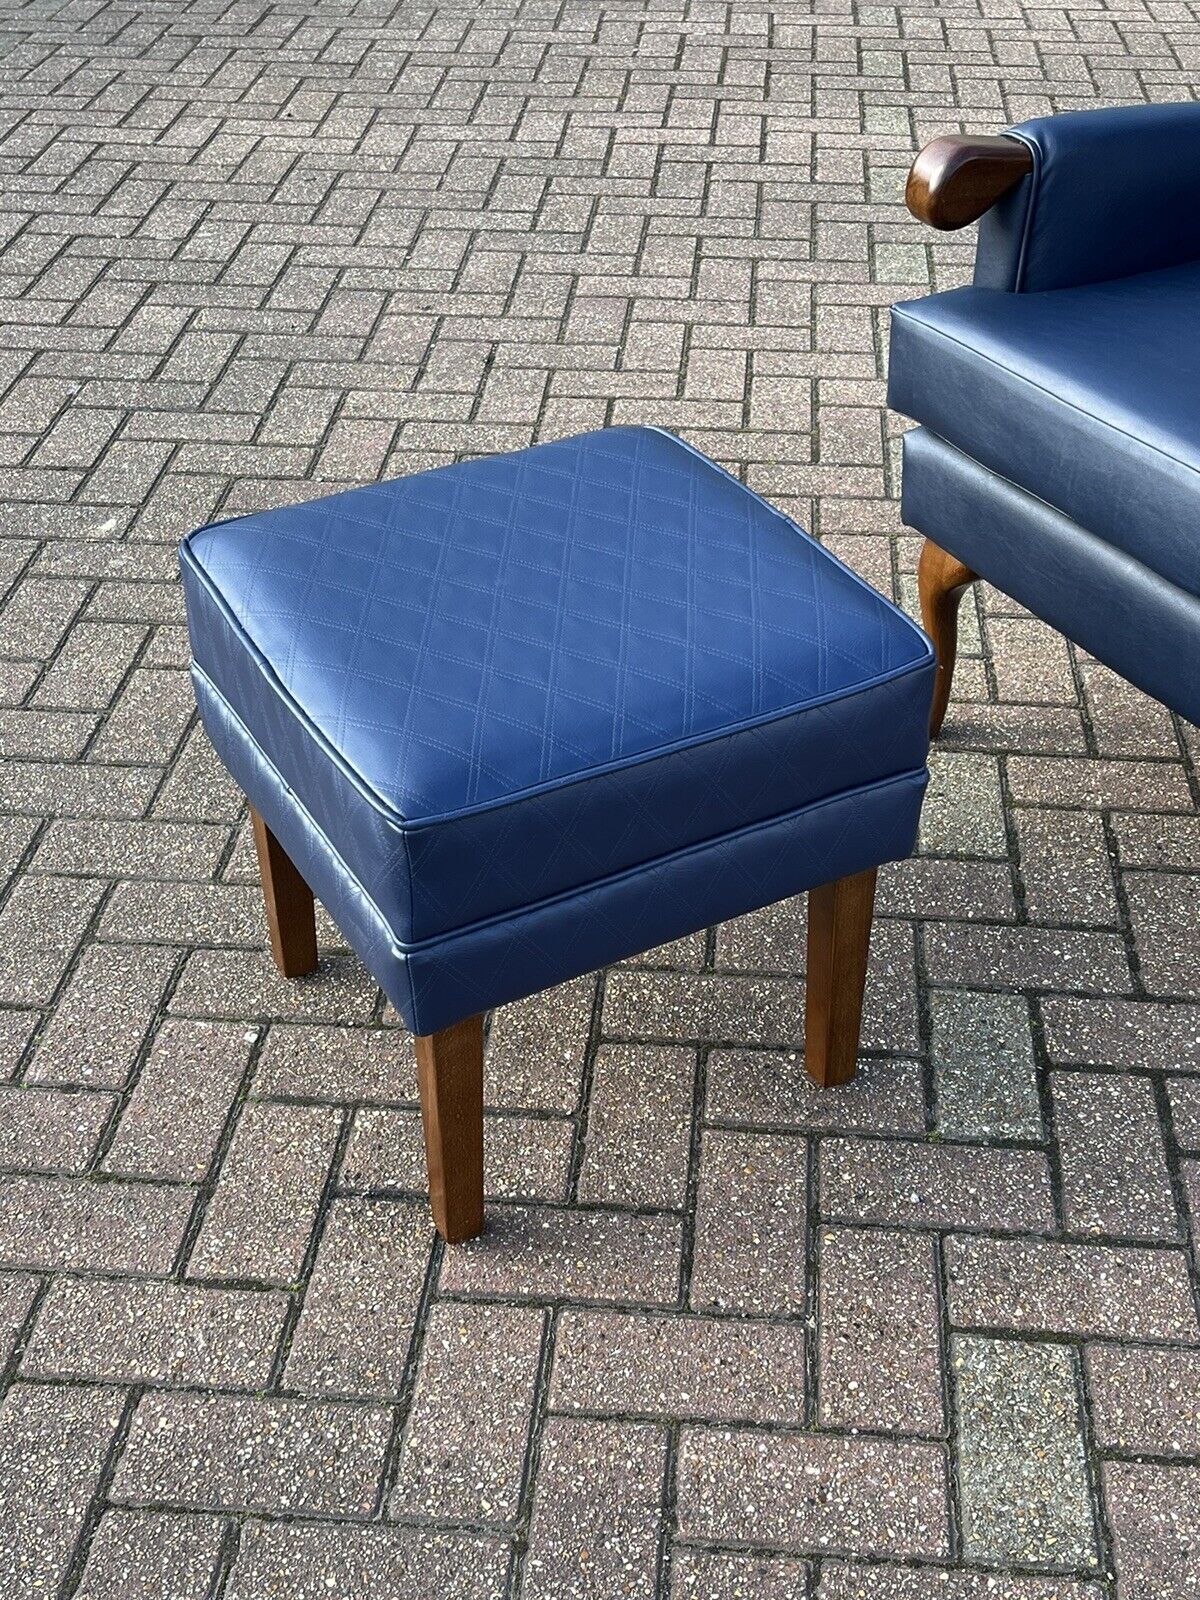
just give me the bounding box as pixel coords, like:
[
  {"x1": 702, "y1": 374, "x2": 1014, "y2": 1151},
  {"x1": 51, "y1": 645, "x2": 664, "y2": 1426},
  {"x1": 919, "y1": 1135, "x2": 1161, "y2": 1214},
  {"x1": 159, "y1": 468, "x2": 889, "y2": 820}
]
[
  {"x1": 817, "y1": 1568, "x2": 1105, "y2": 1599},
  {"x1": 0, "y1": 1382, "x2": 126, "y2": 1600},
  {"x1": 1184, "y1": 1157, "x2": 1200, "y2": 1234},
  {"x1": 924, "y1": 923, "x2": 1131, "y2": 995},
  {"x1": 821, "y1": 1138, "x2": 1055, "y2": 1232},
  {"x1": 690, "y1": 1130, "x2": 808, "y2": 1314},
  {"x1": 1053, "y1": 1072, "x2": 1178, "y2": 1239},
  {"x1": 1125, "y1": 872, "x2": 1200, "y2": 999},
  {"x1": 604, "y1": 970, "x2": 807, "y2": 1050},
  {"x1": 104, "y1": 1019, "x2": 252, "y2": 1182},
  {"x1": 934, "y1": 707, "x2": 1094, "y2": 755},
  {"x1": 0, "y1": 814, "x2": 35, "y2": 884},
  {"x1": 152, "y1": 723, "x2": 243, "y2": 823},
  {"x1": 987, "y1": 619, "x2": 1076, "y2": 706},
  {"x1": 0, "y1": 1175, "x2": 192, "y2": 1274},
  {"x1": 706, "y1": 1049, "x2": 926, "y2": 1134},
  {"x1": 919, "y1": 751, "x2": 1008, "y2": 857},
  {"x1": 0, "y1": 873, "x2": 105, "y2": 1007},
  {"x1": 1081, "y1": 659, "x2": 1181, "y2": 759},
  {"x1": 486, "y1": 974, "x2": 594, "y2": 1112},
  {"x1": 227, "y1": 1521, "x2": 509, "y2": 1600},
  {"x1": 876, "y1": 856, "x2": 1017, "y2": 923},
  {"x1": 286, "y1": 1197, "x2": 432, "y2": 1397},
  {"x1": 521, "y1": 1417, "x2": 668, "y2": 1600},
  {"x1": 111, "y1": 1392, "x2": 392, "y2": 1517},
  {"x1": 341, "y1": 1105, "x2": 574, "y2": 1202},
  {"x1": 27, "y1": 942, "x2": 175, "y2": 1087},
  {"x1": 945, "y1": 1237, "x2": 1199, "y2": 1342},
  {"x1": 0, "y1": 1083, "x2": 114, "y2": 1173},
  {"x1": 1114, "y1": 812, "x2": 1200, "y2": 872},
  {"x1": 31, "y1": 620, "x2": 146, "y2": 711},
  {"x1": 189, "y1": 1099, "x2": 341, "y2": 1283},
  {"x1": 0, "y1": 705, "x2": 97, "y2": 759},
  {"x1": 88, "y1": 666, "x2": 195, "y2": 763},
  {"x1": 0, "y1": 1009, "x2": 36, "y2": 1079},
  {"x1": 74, "y1": 1509, "x2": 225, "y2": 1600},
  {"x1": 1007, "y1": 756, "x2": 1194, "y2": 813},
  {"x1": 1, "y1": 756, "x2": 159, "y2": 820},
  {"x1": 0, "y1": 1271, "x2": 38, "y2": 1369},
  {"x1": 712, "y1": 893, "x2": 819, "y2": 973},
  {"x1": 552, "y1": 1307, "x2": 806, "y2": 1425},
  {"x1": 1086, "y1": 1343, "x2": 1200, "y2": 1457},
  {"x1": 672, "y1": 1550, "x2": 811, "y2": 1599},
  {"x1": 931, "y1": 990, "x2": 1042, "y2": 1141},
  {"x1": 171, "y1": 947, "x2": 378, "y2": 1024},
  {"x1": 441, "y1": 1203, "x2": 683, "y2": 1308},
  {"x1": 1043, "y1": 997, "x2": 1200, "y2": 1073},
  {"x1": 390, "y1": 1300, "x2": 544, "y2": 1523},
  {"x1": 100, "y1": 880, "x2": 263, "y2": 946},
  {"x1": 1016, "y1": 808, "x2": 1120, "y2": 928},
  {"x1": 954, "y1": 1336, "x2": 1096, "y2": 1568},
  {"x1": 0, "y1": 576, "x2": 90, "y2": 659},
  {"x1": 23, "y1": 1277, "x2": 288, "y2": 1389},
  {"x1": 678, "y1": 1428, "x2": 950, "y2": 1558},
  {"x1": 1167, "y1": 1077, "x2": 1200, "y2": 1150},
  {"x1": 818, "y1": 1227, "x2": 943, "y2": 1435},
  {"x1": 254, "y1": 1022, "x2": 415, "y2": 1101},
  {"x1": 1103, "y1": 1462, "x2": 1200, "y2": 1600},
  {"x1": 577, "y1": 1044, "x2": 694, "y2": 1209}
]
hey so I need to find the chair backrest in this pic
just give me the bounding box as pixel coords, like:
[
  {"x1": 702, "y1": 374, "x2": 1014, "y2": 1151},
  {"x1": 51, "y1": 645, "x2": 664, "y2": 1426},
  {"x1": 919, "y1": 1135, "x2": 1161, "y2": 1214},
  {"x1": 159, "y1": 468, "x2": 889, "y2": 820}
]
[{"x1": 975, "y1": 102, "x2": 1200, "y2": 293}]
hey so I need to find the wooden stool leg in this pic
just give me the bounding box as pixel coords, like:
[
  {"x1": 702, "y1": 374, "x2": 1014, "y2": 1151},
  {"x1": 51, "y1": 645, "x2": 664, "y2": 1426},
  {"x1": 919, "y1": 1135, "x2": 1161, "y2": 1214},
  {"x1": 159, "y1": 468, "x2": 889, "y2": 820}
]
[
  {"x1": 805, "y1": 867, "x2": 877, "y2": 1088},
  {"x1": 918, "y1": 537, "x2": 978, "y2": 738},
  {"x1": 250, "y1": 806, "x2": 318, "y2": 978},
  {"x1": 415, "y1": 1015, "x2": 485, "y2": 1243}
]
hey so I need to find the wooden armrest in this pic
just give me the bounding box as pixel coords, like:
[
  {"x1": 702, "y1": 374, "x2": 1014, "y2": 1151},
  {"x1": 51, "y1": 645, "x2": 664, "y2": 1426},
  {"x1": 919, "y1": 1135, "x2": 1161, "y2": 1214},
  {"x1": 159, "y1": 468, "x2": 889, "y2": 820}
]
[{"x1": 906, "y1": 135, "x2": 1034, "y2": 230}]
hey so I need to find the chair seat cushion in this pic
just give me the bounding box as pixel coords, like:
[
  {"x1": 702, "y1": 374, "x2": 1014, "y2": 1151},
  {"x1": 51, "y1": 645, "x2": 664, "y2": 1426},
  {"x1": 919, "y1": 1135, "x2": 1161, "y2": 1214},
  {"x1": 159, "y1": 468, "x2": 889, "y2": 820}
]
[
  {"x1": 182, "y1": 426, "x2": 933, "y2": 1032},
  {"x1": 889, "y1": 260, "x2": 1200, "y2": 599}
]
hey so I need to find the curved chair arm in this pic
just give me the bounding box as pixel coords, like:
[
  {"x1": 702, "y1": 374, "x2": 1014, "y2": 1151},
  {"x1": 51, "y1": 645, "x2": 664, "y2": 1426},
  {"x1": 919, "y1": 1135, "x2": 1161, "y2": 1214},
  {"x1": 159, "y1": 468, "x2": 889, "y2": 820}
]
[
  {"x1": 905, "y1": 135, "x2": 1033, "y2": 230},
  {"x1": 907, "y1": 106, "x2": 1200, "y2": 292}
]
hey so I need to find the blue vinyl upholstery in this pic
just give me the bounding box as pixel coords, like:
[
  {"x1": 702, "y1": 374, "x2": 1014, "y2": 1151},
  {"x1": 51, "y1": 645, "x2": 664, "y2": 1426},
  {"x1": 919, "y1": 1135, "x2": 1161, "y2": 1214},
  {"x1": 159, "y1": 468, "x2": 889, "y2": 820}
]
[
  {"x1": 890, "y1": 261, "x2": 1200, "y2": 600},
  {"x1": 182, "y1": 426, "x2": 935, "y2": 1036},
  {"x1": 975, "y1": 104, "x2": 1200, "y2": 294},
  {"x1": 889, "y1": 103, "x2": 1200, "y2": 724},
  {"x1": 902, "y1": 430, "x2": 1200, "y2": 725}
]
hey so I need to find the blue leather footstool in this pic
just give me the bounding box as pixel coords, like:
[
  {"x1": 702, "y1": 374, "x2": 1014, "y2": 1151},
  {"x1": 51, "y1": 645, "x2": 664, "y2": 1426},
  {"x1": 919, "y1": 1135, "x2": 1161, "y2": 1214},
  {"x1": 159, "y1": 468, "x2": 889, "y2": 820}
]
[{"x1": 181, "y1": 426, "x2": 934, "y2": 1240}]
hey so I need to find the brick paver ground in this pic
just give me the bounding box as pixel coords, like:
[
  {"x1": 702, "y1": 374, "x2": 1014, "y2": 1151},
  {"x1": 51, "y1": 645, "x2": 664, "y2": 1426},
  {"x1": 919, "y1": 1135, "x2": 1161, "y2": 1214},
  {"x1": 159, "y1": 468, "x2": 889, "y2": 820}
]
[{"x1": 1, "y1": 0, "x2": 1198, "y2": 1595}]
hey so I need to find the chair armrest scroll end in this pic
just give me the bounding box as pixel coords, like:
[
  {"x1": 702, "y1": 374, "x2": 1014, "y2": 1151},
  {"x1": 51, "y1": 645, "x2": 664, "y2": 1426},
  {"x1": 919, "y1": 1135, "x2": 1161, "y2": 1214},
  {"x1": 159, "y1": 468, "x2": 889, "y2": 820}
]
[{"x1": 906, "y1": 134, "x2": 1034, "y2": 230}]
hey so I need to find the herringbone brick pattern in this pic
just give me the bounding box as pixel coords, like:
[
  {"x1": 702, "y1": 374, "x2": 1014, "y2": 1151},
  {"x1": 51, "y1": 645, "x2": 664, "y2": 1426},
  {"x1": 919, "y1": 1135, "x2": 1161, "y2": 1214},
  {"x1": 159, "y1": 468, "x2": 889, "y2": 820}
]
[{"x1": 1, "y1": 0, "x2": 1198, "y2": 1595}]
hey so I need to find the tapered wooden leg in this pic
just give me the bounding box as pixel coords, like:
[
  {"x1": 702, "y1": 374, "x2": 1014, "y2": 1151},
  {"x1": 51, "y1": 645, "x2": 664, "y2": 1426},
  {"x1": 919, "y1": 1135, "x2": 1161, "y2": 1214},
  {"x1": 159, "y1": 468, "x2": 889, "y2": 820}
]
[
  {"x1": 805, "y1": 868, "x2": 877, "y2": 1088},
  {"x1": 415, "y1": 1015, "x2": 485, "y2": 1243},
  {"x1": 250, "y1": 806, "x2": 318, "y2": 978},
  {"x1": 918, "y1": 537, "x2": 978, "y2": 738}
]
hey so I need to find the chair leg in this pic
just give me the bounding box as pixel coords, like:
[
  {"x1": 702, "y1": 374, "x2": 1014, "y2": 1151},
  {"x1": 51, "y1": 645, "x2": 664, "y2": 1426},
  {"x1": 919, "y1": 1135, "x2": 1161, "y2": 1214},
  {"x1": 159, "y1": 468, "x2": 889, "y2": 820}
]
[
  {"x1": 415, "y1": 1015, "x2": 485, "y2": 1243},
  {"x1": 917, "y1": 537, "x2": 978, "y2": 737},
  {"x1": 250, "y1": 806, "x2": 319, "y2": 978},
  {"x1": 805, "y1": 867, "x2": 877, "y2": 1088}
]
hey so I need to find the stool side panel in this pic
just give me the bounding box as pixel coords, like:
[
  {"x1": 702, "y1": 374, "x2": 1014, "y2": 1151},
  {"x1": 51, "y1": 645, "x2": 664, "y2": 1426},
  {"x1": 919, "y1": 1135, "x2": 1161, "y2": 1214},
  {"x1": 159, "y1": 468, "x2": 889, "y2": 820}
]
[
  {"x1": 402, "y1": 659, "x2": 933, "y2": 941},
  {"x1": 194, "y1": 667, "x2": 925, "y2": 1036},
  {"x1": 401, "y1": 770, "x2": 928, "y2": 1036}
]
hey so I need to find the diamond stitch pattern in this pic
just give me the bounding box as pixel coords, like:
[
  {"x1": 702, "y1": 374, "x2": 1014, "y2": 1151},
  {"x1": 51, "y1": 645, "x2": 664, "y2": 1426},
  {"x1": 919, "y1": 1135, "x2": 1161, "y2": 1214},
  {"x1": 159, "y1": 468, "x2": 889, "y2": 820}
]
[
  {"x1": 182, "y1": 426, "x2": 935, "y2": 1031},
  {"x1": 185, "y1": 427, "x2": 929, "y2": 817}
]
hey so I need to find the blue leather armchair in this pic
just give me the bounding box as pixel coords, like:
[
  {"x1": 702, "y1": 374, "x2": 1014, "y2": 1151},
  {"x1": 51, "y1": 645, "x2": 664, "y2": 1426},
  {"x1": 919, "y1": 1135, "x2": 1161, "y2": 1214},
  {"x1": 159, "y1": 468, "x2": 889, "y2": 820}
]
[{"x1": 888, "y1": 103, "x2": 1200, "y2": 733}]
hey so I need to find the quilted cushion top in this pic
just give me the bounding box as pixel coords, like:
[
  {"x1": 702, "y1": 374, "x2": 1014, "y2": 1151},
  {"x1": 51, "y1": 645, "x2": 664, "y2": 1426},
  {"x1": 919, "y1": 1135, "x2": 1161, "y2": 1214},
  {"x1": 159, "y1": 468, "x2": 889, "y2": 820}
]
[{"x1": 182, "y1": 426, "x2": 930, "y2": 825}]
